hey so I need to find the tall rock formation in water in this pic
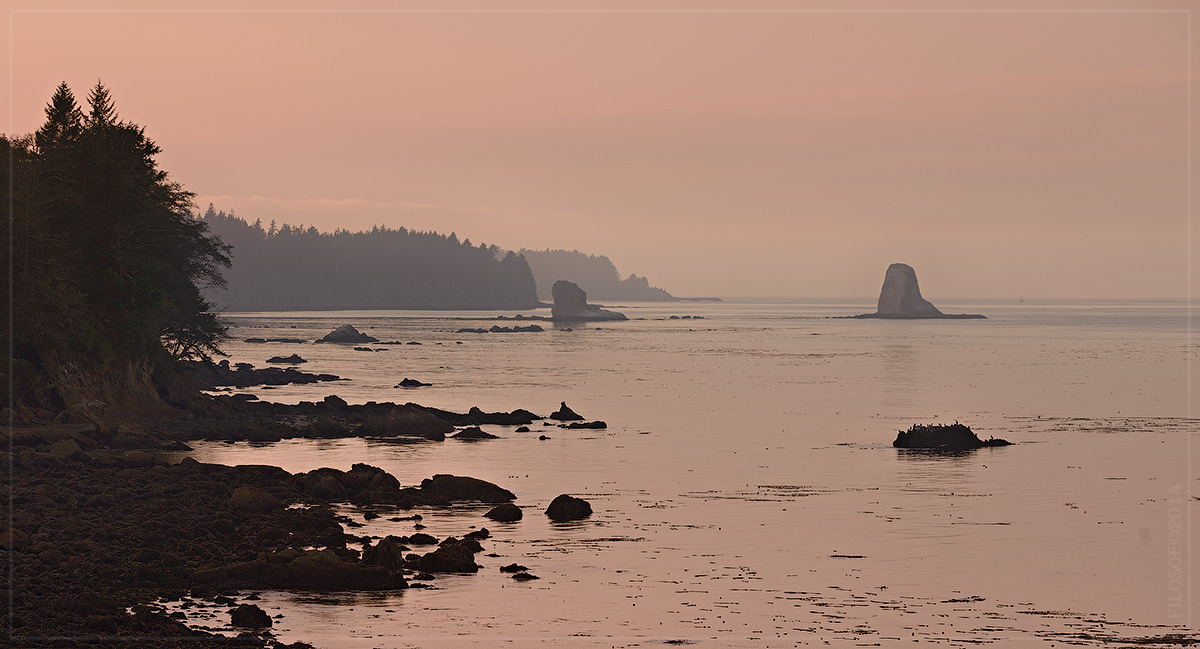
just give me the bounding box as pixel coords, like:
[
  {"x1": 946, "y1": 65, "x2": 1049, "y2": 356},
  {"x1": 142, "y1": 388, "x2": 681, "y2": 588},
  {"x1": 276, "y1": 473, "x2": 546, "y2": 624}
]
[
  {"x1": 855, "y1": 263, "x2": 985, "y2": 319},
  {"x1": 875, "y1": 263, "x2": 942, "y2": 316},
  {"x1": 550, "y1": 280, "x2": 628, "y2": 321}
]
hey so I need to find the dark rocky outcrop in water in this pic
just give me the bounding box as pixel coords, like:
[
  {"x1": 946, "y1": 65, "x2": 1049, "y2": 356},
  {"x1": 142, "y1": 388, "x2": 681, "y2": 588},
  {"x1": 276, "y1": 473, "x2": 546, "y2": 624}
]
[
  {"x1": 854, "y1": 263, "x2": 985, "y2": 319},
  {"x1": 355, "y1": 403, "x2": 455, "y2": 440},
  {"x1": 266, "y1": 353, "x2": 307, "y2": 364},
  {"x1": 546, "y1": 494, "x2": 593, "y2": 521},
  {"x1": 893, "y1": 423, "x2": 1012, "y2": 450},
  {"x1": 485, "y1": 503, "x2": 524, "y2": 522},
  {"x1": 549, "y1": 401, "x2": 584, "y2": 421},
  {"x1": 418, "y1": 474, "x2": 517, "y2": 503},
  {"x1": 423, "y1": 405, "x2": 542, "y2": 426},
  {"x1": 396, "y1": 378, "x2": 431, "y2": 388},
  {"x1": 317, "y1": 324, "x2": 379, "y2": 343},
  {"x1": 451, "y1": 426, "x2": 499, "y2": 440},
  {"x1": 550, "y1": 280, "x2": 628, "y2": 321}
]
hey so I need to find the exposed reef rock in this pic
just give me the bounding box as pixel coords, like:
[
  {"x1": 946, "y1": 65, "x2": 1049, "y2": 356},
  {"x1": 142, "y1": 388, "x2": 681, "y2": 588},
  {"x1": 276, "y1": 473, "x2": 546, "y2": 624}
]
[
  {"x1": 396, "y1": 378, "x2": 431, "y2": 388},
  {"x1": 550, "y1": 280, "x2": 628, "y2": 322},
  {"x1": 854, "y1": 263, "x2": 985, "y2": 319},
  {"x1": 893, "y1": 423, "x2": 1012, "y2": 450},
  {"x1": 316, "y1": 324, "x2": 379, "y2": 343},
  {"x1": 266, "y1": 353, "x2": 306, "y2": 364}
]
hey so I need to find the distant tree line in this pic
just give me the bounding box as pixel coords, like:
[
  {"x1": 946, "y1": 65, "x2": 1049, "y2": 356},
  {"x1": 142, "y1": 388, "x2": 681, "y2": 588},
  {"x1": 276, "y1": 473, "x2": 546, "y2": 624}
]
[
  {"x1": 200, "y1": 209, "x2": 540, "y2": 310},
  {"x1": 519, "y1": 249, "x2": 675, "y2": 302},
  {"x1": 3, "y1": 82, "x2": 230, "y2": 412}
]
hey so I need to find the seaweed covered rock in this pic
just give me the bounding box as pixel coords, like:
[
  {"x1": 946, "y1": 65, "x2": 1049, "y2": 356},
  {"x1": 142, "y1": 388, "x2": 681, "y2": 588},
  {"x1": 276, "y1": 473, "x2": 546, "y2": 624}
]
[{"x1": 892, "y1": 422, "x2": 1011, "y2": 450}]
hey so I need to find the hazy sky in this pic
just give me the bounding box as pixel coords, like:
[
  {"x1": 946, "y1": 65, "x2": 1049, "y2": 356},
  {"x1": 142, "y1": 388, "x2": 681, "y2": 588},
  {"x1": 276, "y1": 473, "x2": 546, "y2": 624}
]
[{"x1": 5, "y1": 0, "x2": 1196, "y2": 298}]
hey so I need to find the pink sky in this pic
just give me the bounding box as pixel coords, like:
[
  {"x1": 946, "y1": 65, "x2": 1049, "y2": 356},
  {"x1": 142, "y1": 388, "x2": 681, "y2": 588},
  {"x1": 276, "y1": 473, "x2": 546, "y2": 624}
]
[{"x1": 4, "y1": 0, "x2": 1196, "y2": 298}]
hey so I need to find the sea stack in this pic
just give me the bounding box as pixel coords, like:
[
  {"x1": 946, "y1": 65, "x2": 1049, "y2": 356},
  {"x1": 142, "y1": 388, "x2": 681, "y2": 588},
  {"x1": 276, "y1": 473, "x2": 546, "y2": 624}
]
[
  {"x1": 855, "y1": 263, "x2": 985, "y2": 319},
  {"x1": 550, "y1": 280, "x2": 628, "y2": 322}
]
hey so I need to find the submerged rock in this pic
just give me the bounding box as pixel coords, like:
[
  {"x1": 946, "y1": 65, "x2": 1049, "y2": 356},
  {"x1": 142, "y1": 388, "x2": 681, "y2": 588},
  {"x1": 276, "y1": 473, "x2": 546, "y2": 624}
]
[
  {"x1": 550, "y1": 280, "x2": 627, "y2": 322},
  {"x1": 854, "y1": 263, "x2": 985, "y2": 319},
  {"x1": 317, "y1": 324, "x2": 379, "y2": 343},
  {"x1": 892, "y1": 422, "x2": 1012, "y2": 450},
  {"x1": 546, "y1": 494, "x2": 592, "y2": 521}
]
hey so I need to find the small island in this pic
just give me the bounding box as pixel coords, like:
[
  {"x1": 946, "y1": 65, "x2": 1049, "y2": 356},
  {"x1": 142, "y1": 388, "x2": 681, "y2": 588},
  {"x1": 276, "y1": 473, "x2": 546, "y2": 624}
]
[
  {"x1": 550, "y1": 280, "x2": 628, "y2": 322},
  {"x1": 853, "y1": 263, "x2": 985, "y2": 319}
]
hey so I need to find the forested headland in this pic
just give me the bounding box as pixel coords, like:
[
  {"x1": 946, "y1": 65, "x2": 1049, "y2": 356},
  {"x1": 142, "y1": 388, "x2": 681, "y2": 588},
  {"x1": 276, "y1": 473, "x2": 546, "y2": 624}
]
[
  {"x1": 4, "y1": 82, "x2": 230, "y2": 421},
  {"x1": 199, "y1": 209, "x2": 540, "y2": 311},
  {"x1": 519, "y1": 248, "x2": 676, "y2": 302}
]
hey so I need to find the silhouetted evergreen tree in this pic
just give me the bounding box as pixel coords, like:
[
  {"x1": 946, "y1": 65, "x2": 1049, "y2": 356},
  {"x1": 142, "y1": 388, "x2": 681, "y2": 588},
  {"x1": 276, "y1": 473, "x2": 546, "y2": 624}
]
[{"x1": 4, "y1": 81, "x2": 230, "y2": 414}]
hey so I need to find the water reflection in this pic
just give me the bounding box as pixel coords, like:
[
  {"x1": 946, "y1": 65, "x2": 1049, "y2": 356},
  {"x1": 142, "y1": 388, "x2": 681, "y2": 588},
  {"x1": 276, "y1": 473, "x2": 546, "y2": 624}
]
[{"x1": 894, "y1": 447, "x2": 981, "y2": 494}]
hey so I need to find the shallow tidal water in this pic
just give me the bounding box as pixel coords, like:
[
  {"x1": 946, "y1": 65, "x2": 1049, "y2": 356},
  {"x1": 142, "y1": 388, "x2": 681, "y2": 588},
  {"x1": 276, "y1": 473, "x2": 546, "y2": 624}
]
[{"x1": 169, "y1": 298, "x2": 1197, "y2": 647}]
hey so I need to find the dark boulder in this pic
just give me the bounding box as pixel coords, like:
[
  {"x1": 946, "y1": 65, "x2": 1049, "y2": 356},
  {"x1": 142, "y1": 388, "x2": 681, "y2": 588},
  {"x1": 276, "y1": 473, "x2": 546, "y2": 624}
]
[
  {"x1": 310, "y1": 475, "x2": 346, "y2": 501},
  {"x1": 310, "y1": 417, "x2": 349, "y2": 438},
  {"x1": 418, "y1": 474, "x2": 515, "y2": 503},
  {"x1": 484, "y1": 503, "x2": 523, "y2": 522},
  {"x1": 317, "y1": 324, "x2": 379, "y2": 344},
  {"x1": 515, "y1": 426, "x2": 530, "y2": 433},
  {"x1": 499, "y1": 563, "x2": 528, "y2": 573},
  {"x1": 266, "y1": 354, "x2": 306, "y2": 364},
  {"x1": 228, "y1": 486, "x2": 282, "y2": 512},
  {"x1": 230, "y1": 604, "x2": 272, "y2": 628},
  {"x1": 892, "y1": 423, "x2": 1012, "y2": 450},
  {"x1": 550, "y1": 280, "x2": 627, "y2": 322},
  {"x1": 546, "y1": 494, "x2": 592, "y2": 521},
  {"x1": 409, "y1": 541, "x2": 479, "y2": 573},
  {"x1": 512, "y1": 572, "x2": 540, "y2": 580},
  {"x1": 361, "y1": 536, "x2": 408, "y2": 570},
  {"x1": 395, "y1": 378, "x2": 431, "y2": 388}
]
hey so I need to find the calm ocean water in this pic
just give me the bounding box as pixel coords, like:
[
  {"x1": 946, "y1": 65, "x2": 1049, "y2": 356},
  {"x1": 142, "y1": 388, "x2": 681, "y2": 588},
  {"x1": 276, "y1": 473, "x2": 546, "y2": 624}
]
[{"x1": 169, "y1": 299, "x2": 1197, "y2": 647}]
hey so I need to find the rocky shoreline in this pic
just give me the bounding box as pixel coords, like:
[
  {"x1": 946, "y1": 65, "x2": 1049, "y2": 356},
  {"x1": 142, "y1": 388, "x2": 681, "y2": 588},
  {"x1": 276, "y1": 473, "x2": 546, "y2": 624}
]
[{"x1": 3, "y1": 378, "x2": 603, "y2": 647}]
